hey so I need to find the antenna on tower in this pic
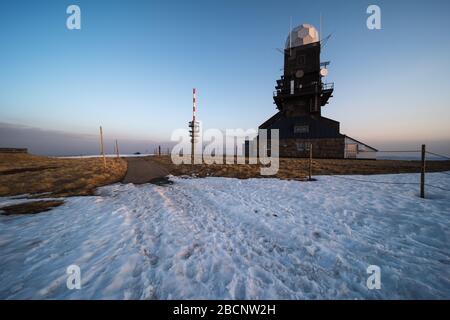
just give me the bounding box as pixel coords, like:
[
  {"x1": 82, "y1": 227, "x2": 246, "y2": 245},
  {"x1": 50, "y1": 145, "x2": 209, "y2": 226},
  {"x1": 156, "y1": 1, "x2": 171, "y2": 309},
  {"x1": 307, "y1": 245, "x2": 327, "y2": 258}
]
[
  {"x1": 189, "y1": 88, "x2": 199, "y2": 163},
  {"x1": 289, "y1": 16, "x2": 292, "y2": 56},
  {"x1": 319, "y1": 13, "x2": 323, "y2": 42},
  {"x1": 321, "y1": 33, "x2": 333, "y2": 48},
  {"x1": 319, "y1": 14, "x2": 334, "y2": 49}
]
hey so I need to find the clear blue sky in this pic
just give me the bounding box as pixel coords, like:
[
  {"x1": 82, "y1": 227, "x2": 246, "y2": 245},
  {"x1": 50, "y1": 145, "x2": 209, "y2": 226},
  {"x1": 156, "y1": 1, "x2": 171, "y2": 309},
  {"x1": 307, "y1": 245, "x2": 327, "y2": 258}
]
[{"x1": 1, "y1": 0, "x2": 449, "y2": 154}]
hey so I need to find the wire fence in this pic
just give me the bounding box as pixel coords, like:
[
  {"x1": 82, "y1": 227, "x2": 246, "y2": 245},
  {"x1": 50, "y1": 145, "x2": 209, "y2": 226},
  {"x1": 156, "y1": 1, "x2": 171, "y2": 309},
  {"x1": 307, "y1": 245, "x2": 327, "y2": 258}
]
[
  {"x1": 425, "y1": 151, "x2": 450, "y2": 161},
  {"x1": 162, "y1": 142, "x2": 450, "y2": 196},
  {"x1": 308, "y1": 145, "x2": 450, "y2": 198},
  {"x1": 328, "y1": 174, "x2": 450, "y2": 192}
]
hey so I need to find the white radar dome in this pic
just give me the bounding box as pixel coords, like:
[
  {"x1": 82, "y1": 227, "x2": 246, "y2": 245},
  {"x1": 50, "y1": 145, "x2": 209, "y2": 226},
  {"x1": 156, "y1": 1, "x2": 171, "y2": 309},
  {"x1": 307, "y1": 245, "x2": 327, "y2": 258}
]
[{"x1": 285, "y1": 24, "x2": 319, "y2": 48}]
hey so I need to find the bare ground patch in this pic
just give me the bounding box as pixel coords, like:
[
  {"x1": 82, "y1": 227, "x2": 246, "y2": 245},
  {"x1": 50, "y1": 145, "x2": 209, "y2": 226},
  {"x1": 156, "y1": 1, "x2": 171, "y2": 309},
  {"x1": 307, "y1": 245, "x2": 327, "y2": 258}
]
[
  {"x1": 0, "y1": 200, "x2": 65, "y2": 215},
  {"x1": 149, "y1": 155, "x2": 450, "y2": 180},
  {"x1": 0, "y1": 153, "x2": 128, "y2": 215}
]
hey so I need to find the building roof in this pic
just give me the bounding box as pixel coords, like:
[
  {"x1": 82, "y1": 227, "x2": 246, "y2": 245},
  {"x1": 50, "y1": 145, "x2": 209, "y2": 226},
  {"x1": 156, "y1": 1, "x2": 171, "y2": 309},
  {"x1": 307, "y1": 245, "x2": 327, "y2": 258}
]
[
  {"x1": 259, "y1": 112, "x2": 282, "y2": 129},
  {"x1": 344, "y1": 135, "x2": 378, "y2": 152}
]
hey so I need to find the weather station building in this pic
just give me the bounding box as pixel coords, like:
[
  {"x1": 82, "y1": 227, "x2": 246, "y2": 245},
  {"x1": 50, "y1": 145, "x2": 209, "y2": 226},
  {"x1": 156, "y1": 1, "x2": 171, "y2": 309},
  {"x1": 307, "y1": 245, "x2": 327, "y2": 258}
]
[{"x1": 252, "y1": 24, "x2": 377, "y2": 159}]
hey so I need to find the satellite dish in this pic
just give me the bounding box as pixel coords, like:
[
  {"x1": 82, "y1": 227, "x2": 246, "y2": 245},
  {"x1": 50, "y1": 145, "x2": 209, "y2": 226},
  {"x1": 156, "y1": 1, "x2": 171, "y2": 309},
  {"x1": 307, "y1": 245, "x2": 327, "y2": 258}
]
[
  {"x1": 320, "y1": 68, "x2": 328, "y2": 77},
  {"x1": 295, "y1": 70, "x2": 304, "y2": 78}
]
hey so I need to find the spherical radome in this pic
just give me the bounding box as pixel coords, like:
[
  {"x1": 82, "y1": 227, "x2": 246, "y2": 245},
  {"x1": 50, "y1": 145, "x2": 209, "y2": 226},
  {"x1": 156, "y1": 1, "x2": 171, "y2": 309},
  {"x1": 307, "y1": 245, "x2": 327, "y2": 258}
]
[{"x1": 285, "y1": 24, "x2": 319, "y2": 49}]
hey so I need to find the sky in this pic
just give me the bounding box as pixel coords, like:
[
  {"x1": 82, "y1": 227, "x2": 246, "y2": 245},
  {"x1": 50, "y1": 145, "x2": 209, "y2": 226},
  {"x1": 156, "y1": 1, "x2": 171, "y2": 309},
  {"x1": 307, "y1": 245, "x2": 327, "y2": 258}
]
[{"x1": 0, "y1": 0, "x2": 449, "y2": 155}]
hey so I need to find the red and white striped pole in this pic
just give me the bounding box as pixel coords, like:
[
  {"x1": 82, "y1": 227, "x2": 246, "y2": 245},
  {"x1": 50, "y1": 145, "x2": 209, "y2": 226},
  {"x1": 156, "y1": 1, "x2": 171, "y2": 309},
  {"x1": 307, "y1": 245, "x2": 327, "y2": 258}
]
[{"x1": 191, "y1": 88, "x2": 196, "y2": 162}]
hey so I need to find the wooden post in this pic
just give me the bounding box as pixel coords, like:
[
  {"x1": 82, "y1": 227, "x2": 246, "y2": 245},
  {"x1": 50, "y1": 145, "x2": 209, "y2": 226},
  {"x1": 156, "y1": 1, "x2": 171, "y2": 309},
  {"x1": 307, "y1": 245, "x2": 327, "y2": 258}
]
[
  {"x1": 99, "y1": 126, "x2": 106, "y2": 169},
  {"x1": 115, "y1": 140, "x2": 120, "y2": 159},
  {"x1": 158, "y1": 145, "x2": 161, "y2": 156},
  {"x1": 421, "y1": 144, "x2": 426, "y2": 198},
  {"x1": 309, "y1": 142, "x2": 313, "y2": 181}
]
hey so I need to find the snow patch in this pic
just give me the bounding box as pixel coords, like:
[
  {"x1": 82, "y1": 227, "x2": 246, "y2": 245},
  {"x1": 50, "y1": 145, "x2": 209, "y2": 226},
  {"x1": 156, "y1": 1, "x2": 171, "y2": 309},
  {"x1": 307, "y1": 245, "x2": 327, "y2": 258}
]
[{"x1": 0, "y1": 172, "x2": 449, "y2": 299}]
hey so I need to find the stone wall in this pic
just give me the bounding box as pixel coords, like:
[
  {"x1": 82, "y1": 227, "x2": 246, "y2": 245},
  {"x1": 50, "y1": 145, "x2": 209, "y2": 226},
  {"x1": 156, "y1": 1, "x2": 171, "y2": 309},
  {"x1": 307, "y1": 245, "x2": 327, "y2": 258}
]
[{"x1": 279, "y1": 138, "x2": 345, "y2": 159}]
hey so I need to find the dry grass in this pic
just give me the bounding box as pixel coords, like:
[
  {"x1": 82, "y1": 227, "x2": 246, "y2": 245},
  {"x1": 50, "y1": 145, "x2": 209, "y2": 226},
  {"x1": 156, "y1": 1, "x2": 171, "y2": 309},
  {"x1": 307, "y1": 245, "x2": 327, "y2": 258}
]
[
  {"x1": 150, "y1": 155, "x2": 450, "y2": 180},
  {"x1": 0, "y1": 153, "x2": 128, "y2": 198}
]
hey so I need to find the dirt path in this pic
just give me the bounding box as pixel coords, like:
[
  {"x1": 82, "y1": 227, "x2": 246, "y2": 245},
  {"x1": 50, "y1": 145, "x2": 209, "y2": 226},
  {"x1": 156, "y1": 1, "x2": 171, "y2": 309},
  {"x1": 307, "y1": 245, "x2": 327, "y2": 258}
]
[{"x1": 122, "y1": 157, "x2": 170, "y2": 184}]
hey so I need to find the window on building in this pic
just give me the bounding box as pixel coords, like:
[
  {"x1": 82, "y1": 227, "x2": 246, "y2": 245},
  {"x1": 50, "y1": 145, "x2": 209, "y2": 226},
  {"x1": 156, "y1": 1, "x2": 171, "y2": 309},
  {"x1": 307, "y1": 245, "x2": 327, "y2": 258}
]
[
  {"x1": 288, "y1": 50, "x2": 296, "y2": 61},
  {"x1": 296, "y1": 142, "x2": 312, "y2": 152},
  {"x1": 297, "y1": 55, "x2": 306, "y2": 65},
  {"x1": 294, "y1": 125, "x2": 309, "y2": 134},
  {"x1": 310, "y1": 96, "x2": 319, "y2": 112},
  {"x1": 296, "y1": 142, "x2": 306, "y2": 151}
]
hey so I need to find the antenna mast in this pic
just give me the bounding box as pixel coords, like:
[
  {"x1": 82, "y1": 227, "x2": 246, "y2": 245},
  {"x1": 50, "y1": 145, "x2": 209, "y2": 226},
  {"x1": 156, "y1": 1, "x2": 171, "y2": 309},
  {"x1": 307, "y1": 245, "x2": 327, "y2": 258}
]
[
  {"x1": 320, "y1": 13, "x2": 322, "y2": 42},
  {"x1": 189, "y1": 88, "x2": 200, "y2": 164},
  {"x1": 192, "y1": 87, "x2": 196, "y2": 123},
  {"x1": 289, "y1": 16, "x2": 292, "y2": 56},
  {"x1": 191, "y1": 88, "x2": 196, "y2": 162}
]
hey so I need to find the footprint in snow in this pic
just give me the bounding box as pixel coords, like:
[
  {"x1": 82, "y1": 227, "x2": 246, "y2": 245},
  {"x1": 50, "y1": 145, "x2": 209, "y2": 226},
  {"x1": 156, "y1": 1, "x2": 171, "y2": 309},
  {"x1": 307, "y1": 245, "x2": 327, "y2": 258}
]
[{"x1": 312, "y1": 231, "x2": 321, "y2": 239}]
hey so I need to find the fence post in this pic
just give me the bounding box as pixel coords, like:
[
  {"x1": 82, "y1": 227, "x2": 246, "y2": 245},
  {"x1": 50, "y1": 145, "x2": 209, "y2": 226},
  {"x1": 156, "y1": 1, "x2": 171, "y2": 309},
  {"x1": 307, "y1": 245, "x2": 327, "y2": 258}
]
[
  {"x1": 158, "y1": 145, "x2": 161, "y2": 156},
  {"x1": 99, "y1": 126, "x2": 106, "y2": 169},
  {"x1": 309, "y1": 142, "x2": 313, "y2": 181},
  {"x1": 421, "y1": 144, "x2": 426, "y2": 198}
]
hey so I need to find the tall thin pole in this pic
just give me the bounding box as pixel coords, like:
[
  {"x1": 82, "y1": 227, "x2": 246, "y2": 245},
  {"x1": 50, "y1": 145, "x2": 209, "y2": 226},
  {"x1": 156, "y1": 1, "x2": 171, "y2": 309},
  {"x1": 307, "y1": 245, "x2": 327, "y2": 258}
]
[
  {"x1": 421, "y1": 144, "x2": 426, "y2": 198},
  {"x1": 99, "y1": 126, "x2": 106, "y2": 169},
  {"x1": 191, "y1": 88, "x2": 196, "y2": 164},
  {"x1": 319, "y1": 13, "x2": 322, "y2": 43},
  {"x1": 289, "y1": 16, "x2": 292, "y2": 56},
  {"x1": 115, "y1": 139, "x2": 120, "y2": 159}
]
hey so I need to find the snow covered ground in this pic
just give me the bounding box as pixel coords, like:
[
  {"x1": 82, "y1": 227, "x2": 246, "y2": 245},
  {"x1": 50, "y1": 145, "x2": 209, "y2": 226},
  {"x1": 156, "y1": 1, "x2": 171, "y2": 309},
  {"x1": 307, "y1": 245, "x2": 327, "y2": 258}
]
[{"x1": 0, "y1": 172, "x2": 449, "y2": 299}]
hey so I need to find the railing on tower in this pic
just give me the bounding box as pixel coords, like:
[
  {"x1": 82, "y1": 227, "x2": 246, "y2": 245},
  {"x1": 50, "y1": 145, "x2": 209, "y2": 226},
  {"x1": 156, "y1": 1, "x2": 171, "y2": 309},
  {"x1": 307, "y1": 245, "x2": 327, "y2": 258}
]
[{"x1": 273, "y1": 82, "x2": 334, "y2": 97}]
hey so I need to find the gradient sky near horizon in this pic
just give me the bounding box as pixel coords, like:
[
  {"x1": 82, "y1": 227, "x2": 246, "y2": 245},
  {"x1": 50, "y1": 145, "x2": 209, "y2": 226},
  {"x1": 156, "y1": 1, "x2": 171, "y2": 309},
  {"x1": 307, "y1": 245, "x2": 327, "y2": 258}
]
[{"x1": 1, "y1": 0, "x2": 450, "y2": 155}]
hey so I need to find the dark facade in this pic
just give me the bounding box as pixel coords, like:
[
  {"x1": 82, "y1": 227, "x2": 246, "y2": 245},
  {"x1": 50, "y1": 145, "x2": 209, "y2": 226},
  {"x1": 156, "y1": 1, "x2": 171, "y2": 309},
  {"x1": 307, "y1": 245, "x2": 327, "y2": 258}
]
[
  {"x1": 273, "y1": 42, "x2": 333, "y2": 116},
  {"x1": 256, "y1": 27, "x2": 345, "y2": 159}
]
